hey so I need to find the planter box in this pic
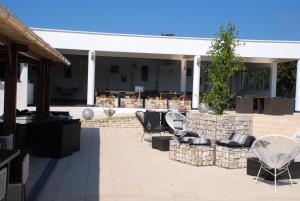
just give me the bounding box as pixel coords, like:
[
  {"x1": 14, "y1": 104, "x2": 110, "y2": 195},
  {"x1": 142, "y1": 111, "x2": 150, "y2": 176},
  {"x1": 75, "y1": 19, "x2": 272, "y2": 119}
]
[
  {"x1": 145, "y1": 99, "x2": 167, "y2": 109},
  {"x1": 120, "y1": 98, "x2": 143, "y2": 108},
  {"x1": 169, "y1": 139, "x2": 214, "y2": 166},
  {"x1": 168, "y1": 100, "x2": 191, "y2": 111},
  {"x1": 215, "y1": 145, "x2": 250, "y2": 169},
  {"x1": 95, "y1": 97, "x2": 118, "y2": 108}
]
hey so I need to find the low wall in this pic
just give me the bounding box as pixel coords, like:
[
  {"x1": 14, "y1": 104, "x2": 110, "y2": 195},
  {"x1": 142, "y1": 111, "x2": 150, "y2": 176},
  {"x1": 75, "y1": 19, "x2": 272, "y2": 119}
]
[{"x1": 81, "y1": 116, "x2": 142, "y2": 128}]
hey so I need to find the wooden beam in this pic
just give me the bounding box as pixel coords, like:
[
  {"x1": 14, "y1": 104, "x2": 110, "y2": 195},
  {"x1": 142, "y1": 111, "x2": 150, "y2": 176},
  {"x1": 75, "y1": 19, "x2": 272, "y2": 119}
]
[
  {"x1": 2, "y1": 44, "x2": 17, "y2": 138},
  {"x1": 36, "y1": 60, "x2": 46, "y2": 119}
]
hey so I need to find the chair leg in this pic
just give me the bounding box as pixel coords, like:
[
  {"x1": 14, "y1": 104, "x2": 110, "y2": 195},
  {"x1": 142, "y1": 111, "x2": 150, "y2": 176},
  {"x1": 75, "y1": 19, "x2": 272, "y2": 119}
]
[
  {"x1": 287, "y1": 167, "x2": 293, "y2": 186},
  {"x1": 141, "y1": 131, "x2": 145, "y2": 143},
  {"x1": 255, "y1": 165, "x2": 262, "y2": 183}
]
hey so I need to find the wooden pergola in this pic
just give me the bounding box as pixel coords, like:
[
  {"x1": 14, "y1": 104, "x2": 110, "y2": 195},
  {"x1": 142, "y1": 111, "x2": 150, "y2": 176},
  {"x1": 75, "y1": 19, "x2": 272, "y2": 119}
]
[{"x1": 0, "y1": 5, "x2": 70, "y2": 141}]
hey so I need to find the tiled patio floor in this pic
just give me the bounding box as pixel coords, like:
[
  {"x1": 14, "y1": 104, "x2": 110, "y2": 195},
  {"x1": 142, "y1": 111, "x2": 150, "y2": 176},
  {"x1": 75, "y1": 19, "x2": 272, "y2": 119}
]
[{"x1": 37, "y1": 124, "x2": 300, "y2": 201}]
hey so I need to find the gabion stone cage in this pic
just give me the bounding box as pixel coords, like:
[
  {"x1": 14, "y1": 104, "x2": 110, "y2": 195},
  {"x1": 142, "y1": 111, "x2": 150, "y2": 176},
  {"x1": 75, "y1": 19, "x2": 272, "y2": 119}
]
[{"x1": 169, "y1": 139, "x2": 214, "y2": 167}]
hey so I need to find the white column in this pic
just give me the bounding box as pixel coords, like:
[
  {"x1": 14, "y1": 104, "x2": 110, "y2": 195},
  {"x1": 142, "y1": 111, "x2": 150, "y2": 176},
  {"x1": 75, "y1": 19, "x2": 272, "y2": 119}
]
[
  {"x1": 87, "y1": 50, "x2": 96, "y2": 105},
  {"x1": 18, "y1": 63, "x2": 28, "y2": 109},
  {"x1": 192, "y1": 55, "x2": 201, "y2": 108},
  {"x1": 270, "y1": 63, "x2": 278, "y2": 97},
  {"x1": 180, "y1": 59, "x2": 187, "y2": 94},
  {"x1": 295, "y1": 60, "x2": 300, "y2": 112}
]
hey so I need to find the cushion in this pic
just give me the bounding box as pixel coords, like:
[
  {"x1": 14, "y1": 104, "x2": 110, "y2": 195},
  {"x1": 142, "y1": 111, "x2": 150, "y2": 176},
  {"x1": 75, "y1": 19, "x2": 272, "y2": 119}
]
[
  {"x1": 173, "y1": 120, "x2": 183, "y2": 130},
  {"x1": 230, "y1": 133, "x2": 255, "y2": 147},
  {"x1": 216, "y1": 139, "x2": 243, "y2": 148},
  {"x1": 189, "y1": 137, "x2": 211, "y2": 146}
]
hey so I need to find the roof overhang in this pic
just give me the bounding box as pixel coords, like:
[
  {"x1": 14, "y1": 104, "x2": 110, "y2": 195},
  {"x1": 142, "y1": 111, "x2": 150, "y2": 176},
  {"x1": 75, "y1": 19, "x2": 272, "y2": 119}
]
[{"x1": 0, "y1": 5, "x2": 70, "y2": 65}]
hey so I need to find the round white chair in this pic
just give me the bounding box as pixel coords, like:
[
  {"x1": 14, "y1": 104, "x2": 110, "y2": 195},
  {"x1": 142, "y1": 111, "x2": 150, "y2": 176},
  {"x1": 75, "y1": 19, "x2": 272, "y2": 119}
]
[{"x1": 250, "y1": 135, "x2": 300, "y2": 192}]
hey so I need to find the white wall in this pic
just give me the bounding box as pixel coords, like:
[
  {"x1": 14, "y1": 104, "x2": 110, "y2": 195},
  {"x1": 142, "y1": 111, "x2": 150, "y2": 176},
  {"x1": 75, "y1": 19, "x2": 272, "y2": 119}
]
[{"x1": 33, "y1": 28, "x2": 300, "y2": 60}]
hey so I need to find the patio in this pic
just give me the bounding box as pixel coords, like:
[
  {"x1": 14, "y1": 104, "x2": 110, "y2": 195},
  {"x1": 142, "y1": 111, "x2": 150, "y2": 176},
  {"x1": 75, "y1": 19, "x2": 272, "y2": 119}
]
[{"x1": 36, "y1": 113, "x2": 300, "y2": 201}]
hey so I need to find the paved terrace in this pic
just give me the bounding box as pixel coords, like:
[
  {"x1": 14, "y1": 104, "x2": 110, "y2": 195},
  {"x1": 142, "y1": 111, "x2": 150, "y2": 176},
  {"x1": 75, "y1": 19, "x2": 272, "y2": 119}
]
[{"x1": 37, "y1": 113, "x2": 300, "y2": 201}]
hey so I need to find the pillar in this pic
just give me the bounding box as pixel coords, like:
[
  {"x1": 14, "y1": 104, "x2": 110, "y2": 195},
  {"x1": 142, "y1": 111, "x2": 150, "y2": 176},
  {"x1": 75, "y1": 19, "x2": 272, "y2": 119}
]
[
  {"x1": 295, "y1": 60, "x2": 300, "y2": 112},
  {"x1": 87, "y1": 50, "x2": 96, "y2": 105},
  {"x1": 180, "y1": 59, "x2": 187, "y2": 94},
  {"x1": 192, "y1": 55, "x2": 201, "y2": 109},
  {"x1": 270, "y1": 63, "x2": 277, "y2": 97},
  {"x1": 19, "y1": 63, "x2": 28, "y2": 109}
]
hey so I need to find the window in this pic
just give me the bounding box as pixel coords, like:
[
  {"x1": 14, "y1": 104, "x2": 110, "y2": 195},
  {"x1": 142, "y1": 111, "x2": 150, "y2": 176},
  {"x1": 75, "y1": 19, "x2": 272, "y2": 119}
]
[
  {"x1": 241, "y1": 68, "x2": 270, "y2": 91},
  {"x1": 110, "y1": 65, "x2": 119, "y2": 74},
  {"x1": 64, "y1": 66, "x2": 72, "y2": 78},
  {"x1": 141, "y1": 66, "x2": 148, "y2": 81}
]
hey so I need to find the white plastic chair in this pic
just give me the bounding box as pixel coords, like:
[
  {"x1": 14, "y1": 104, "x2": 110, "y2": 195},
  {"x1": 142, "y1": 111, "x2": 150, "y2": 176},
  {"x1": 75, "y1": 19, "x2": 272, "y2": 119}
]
[
  {"x1": 250, "y1": 135, "x2": 300, "y2": 192},
  {"x1": 9, "y1": 154, "x2": 29, "y2": 201},
  {"x1": 165, "y1": 111, "x2": 188, "y2": 137},
  {"x1": 0, "y1": 167, "x2": 7, "y2": 201}
]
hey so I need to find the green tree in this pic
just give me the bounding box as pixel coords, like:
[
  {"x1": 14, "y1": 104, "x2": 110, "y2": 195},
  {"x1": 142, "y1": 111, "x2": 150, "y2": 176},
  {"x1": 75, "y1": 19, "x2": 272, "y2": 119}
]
[
  {"x1": 203, "y1": 22, "x2": 245, "y2": 115},
  {"x1": 277, "y1": 61, "x2": 297, "y2": 98}
]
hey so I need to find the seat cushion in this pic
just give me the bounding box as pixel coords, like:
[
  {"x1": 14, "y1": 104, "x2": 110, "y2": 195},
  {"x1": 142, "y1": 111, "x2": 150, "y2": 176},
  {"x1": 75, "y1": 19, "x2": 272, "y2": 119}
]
[
  {"x1": 229, "y1": 133, "x2": 255, "y2": 147},
  {"x1": 216, "y1": 139, "x2": 243, "y2": 148},
  {"x1": 173, "y1": 120, "x2": 183, "y2": 130}
]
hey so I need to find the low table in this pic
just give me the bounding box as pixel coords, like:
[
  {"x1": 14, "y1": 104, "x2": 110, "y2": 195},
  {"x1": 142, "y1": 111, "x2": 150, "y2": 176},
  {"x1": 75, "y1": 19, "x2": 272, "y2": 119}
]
[
  {"x1": 247, "y1": 157, "x2": 300, "y2": 180},
  {"x1": 152, "y1": 136, "x2": 173, "y2": 151}
]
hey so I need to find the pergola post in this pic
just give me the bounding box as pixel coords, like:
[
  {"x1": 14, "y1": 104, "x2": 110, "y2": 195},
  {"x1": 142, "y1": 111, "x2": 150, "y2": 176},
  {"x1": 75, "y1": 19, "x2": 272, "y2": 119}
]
[
  {"x1": 3, "y1": 45, "x2": 17, "y2": 139},
  {"x1": 192, "y1": 55, "x2": 201, "y2": 109},
  {"x1": 87, "y1": 50, "x2": 96, "y2": 105},
  {"x1": 180, "y1": 59, "x2": 187, "y2": 94},
  {"x1": 295, "y1": 60, "x2": 300, "y2": 112},
  {"x1": 36, "y1": 60, "x2": 50, "y2": 119}
]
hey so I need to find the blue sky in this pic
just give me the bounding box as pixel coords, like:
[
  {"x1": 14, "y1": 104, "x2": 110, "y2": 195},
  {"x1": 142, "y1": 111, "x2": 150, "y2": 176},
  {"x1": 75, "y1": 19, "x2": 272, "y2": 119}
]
[{"x1": 1, "y1": 0, "x2": 300, "y2": 40}]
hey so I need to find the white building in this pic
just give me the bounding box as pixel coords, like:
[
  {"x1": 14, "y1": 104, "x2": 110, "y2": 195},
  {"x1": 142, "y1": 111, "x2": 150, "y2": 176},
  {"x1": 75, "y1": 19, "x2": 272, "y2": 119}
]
[{"x1": 3, "y1": 28, "x2": 300, "y2": 113}]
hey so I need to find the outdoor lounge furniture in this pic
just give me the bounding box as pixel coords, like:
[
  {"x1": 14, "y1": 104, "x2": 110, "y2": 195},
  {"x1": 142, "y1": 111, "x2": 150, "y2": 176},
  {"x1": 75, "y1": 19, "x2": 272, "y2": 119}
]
[
  {"x1": 0, "y1": 167, "x2": 7, "y2": 201},
  {"x1": 9, "y1": 153, "x2": 29, "y2": 201},
  {"x1": 215, "y1": 133, "x2": 255, "y2": 169},
  {"x1": 135, "y1": 111, "x2": 165, "y2": 144},
  {"x1": 250, "y1": 135, "x2": 300, "y2": 191},
  {"x1": 36, "y1": 119, "x2": 81, "y2": 158},
  {"x1": 152, "y1": 136, "x2": 173, "y2": 151},
  {"x1": 165, "y1": 111, "x2": 188, "y2": 137},
  {"x1": 169, "y1": 134, "x2": 214, "y2": 166},
  {"x1": 236, "y1": 96, "x2": 293, "y2": 115},
  {"x1": 247, "y1": 157, "x2": 300, "y2": 180}
]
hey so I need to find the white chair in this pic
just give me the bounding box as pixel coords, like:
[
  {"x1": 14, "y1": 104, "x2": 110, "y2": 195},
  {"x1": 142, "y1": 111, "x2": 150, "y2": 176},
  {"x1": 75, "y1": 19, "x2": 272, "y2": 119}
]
[
  {"x1": 0, "y1": 167, "x2": 7, "y2": 201},
  {"x1": 291, "y1": 130, "x2": 300, "y2": 162},
  {"x1": 165, "y1": 111, "x2": 188, "y2": 137},
  {"x1": 9, "y1": 154, "x2": 29, "y2": 201},
  {"x1": 250, "y1": 135, "x2": 300, "y2": 192}
]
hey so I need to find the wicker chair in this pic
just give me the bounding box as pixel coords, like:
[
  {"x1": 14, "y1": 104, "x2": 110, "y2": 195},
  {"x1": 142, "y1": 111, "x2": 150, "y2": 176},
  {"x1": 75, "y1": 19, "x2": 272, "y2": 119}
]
[
  {"x1": 135, "y1": 111, "x2": 165, "y2": 144},
  {"x1": 165, "y1": 111, "x2": 188, "y2": 137}
]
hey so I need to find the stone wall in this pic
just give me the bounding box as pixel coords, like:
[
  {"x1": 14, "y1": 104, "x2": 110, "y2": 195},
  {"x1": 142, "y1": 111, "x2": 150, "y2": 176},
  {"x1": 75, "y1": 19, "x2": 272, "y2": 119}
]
[
  {"x1": 81, "y1": 116, "x2": 142, "y2": 128},
  {"x1": 169, "y1": 140, "x2": 214, "y2": 166},
  {"x1": 168, "y1": 100, "x2": 192, "y2": 111},
  {"x1": 186, "y1": 111, "x2": 253, "y2": 143},
  {"x1": 215, "y1": 146, "x2": 250, "y2": 169},
  {"x1": 95, "y1": 97, "x2": 118, "y2": 107},
  {"x1": 120, "y1": 98, "x2": 143, "y2": 108},
  {"x1": 145, "y1": 99, "x2": 168, "y2": 109}
]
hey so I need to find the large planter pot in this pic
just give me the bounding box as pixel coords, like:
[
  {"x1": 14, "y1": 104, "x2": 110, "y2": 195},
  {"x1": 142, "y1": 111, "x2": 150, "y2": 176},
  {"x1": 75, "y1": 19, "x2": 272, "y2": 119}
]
[
  {"x1": 95, "y1": 97, "x2": 118, "y2": 108},
  {"x1": 168, "y1": 100, "x2": 192, "y2": 111},
  {"x1": 120, "y1": 98, "x2": 143, "y2": 108},
  {"x1": 198, "y1": 102, "x2": 209, "y2": 113},
  {"x1": 145, "y1": 99, "x2": 168, "y2": 109}
]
